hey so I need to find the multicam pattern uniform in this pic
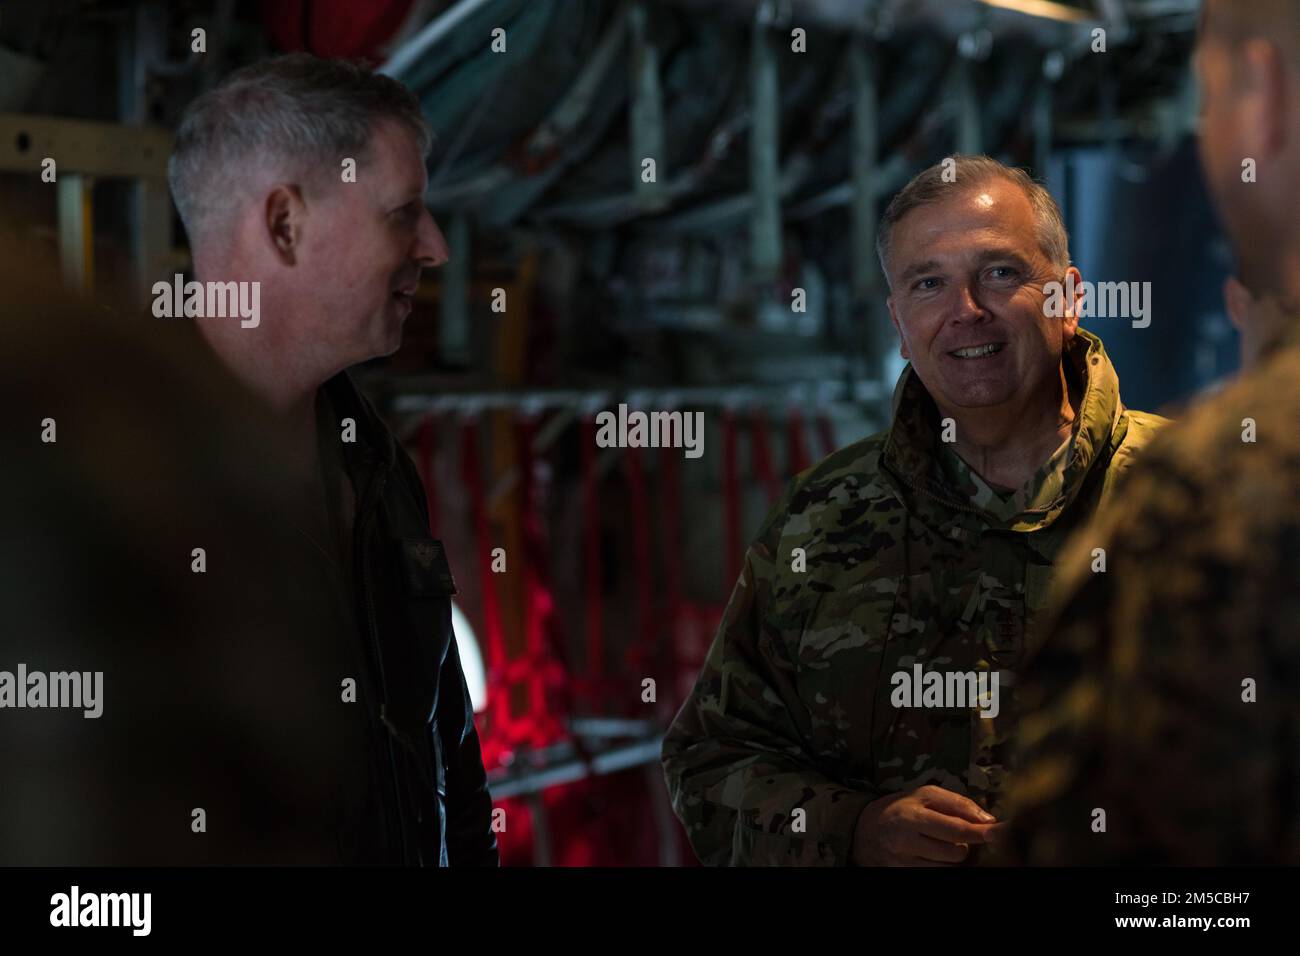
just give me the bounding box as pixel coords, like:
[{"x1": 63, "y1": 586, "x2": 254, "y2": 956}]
[
  {"x1": 1006, "y1": 308, "x2": 1300, "y2": 865},
  {"x1": 661, "y1": 329, "x2": 1168, "y2": 865}
]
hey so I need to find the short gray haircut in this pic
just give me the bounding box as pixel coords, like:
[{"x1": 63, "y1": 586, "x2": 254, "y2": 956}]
[
  {"x1": 876, "y1": 155, "x2": 1070, "y2": 285},
  {"x1": 168, "y1": 53, "x2": 432, "y2": 247}
]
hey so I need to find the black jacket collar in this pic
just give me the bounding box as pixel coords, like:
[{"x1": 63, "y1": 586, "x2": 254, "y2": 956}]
[{"x1": 321, "y1": 370, "x2": 394, "y2": 476}]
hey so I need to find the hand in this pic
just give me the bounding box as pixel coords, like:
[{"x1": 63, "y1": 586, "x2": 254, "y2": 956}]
[{"x1": 851, "y1": 785, "x2": 1001, "y2": 866}]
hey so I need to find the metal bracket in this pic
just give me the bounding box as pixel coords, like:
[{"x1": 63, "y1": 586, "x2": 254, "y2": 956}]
[{"x1": 0, "y1": 113, "x2": 172, "y2": 179}]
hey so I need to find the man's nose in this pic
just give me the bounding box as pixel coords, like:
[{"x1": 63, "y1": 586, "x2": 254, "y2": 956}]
[
  {"x1": 951, "y1": 280, "x2": 990, "y2": 323},
  {"x1": 415, "y1": 208, "x2": 450, "y2": 268}
]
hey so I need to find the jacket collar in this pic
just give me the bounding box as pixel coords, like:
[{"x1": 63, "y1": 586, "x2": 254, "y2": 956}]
[
  {"x1": 881, "y1": 328, "x2": 1124, "y2": 532},
  {"x1": 321, "y1": 370, "x2": 395, "y2": 476}
]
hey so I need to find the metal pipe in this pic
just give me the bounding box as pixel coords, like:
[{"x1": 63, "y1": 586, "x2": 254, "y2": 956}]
[
  {"x1": 749, "y1": 7, "x2": 782, "y2": 280},
  {"x1": 954, "y1": 51, "x2": 982, "y2": 155},
  {"x1": 487, "y1": 738, "x2": 666, "y2": 800},
  {"x1": 441, "y1": 211, "x2": 471, "y2": 362},
  {"x1": 57, "y1": 174, "x2": 93, "y2": 292},
  {"x1": 1034, "y1": 55, "x2": 1058, "y2": 179},
  {"x1": 629, "y1": 1, "x2": 666, "y2": 209},
  {"x1": 379, "y1": 0, "x2": 502, "y2": 79},
  {"x1": 388, "y1": 379, "x2": 887, "y2": 416},
  {"x1": 849, "y1": 35, "x2": 879, "y2": 304}
]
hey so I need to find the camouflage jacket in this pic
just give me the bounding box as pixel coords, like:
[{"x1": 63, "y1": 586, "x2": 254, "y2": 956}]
[
  {"x1": 1006, "y1": 307, "x2": 1300, "y2": 865},
  {"x1": 662, "y1": 329, "x2": 1168, "y2": 865}
]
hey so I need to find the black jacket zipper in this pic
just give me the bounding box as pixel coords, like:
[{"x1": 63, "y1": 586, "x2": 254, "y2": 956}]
[{"x1": 352, "y1": 464, "x2": 413, "y2": 864}]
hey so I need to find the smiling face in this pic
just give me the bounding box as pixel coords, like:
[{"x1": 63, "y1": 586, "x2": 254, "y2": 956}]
[
  {"x1": 885, "y1": 178, "x2": 1079, "y2": 413},
  {"x1": 297, "y1": 118, "x2": 449, "y2": 364}
]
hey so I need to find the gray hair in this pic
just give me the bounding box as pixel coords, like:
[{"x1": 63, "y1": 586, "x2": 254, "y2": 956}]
[
  {"x1": 876, "y1": 155, "x2": 1070, "y2": 285},
  {"x1": 168, "y1": 53, "x2": 432, "y2": 247}
]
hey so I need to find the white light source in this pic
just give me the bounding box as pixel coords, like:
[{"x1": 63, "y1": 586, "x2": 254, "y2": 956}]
[
  {"x1": 450, "y1": 600, "x2": 488, "y2": 713},
  {"x1": 977, "y1": 0, "x2": 1095, "y2": 24}
]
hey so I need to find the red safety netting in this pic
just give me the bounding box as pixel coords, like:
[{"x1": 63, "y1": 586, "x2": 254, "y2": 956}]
[
  {"x1": 511, "y1": 414, "x2": 573, "y2": 741},
  {"x1": 576, "y1": 416, "x2": 606, "y2": 711},
  {"x1": 660, "y1": 444, "x2": 685, "y2": 709},
  {"x1": 460, "y1": 415, "x2": 567, "y2": 768},
  {"x1": 622, "y1": 443, "x2": 656, "y2": 694},
  {"x1": 437, "y1": 407, "x2": 839, "y2": 864}
]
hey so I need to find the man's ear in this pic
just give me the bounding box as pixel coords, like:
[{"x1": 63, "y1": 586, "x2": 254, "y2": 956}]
[
  {"x1": 887, "y1": 296, "x2": 910, "y2": 360},
  {"x1": 1221, "y1": 38, "x2": 1288, "y2": 173},
  {"x1": 1062, "y1": 265, "x2": 1083, "y2": 339},
  {"x1": 264, "y1": 184, "x2": 306, "y2": 264},
  {"x1": 1242, "y1": 38, "x2": 1289, "y2": 159}
]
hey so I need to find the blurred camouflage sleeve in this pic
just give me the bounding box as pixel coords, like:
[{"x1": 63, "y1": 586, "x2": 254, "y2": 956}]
[
  {"x1": 662, "y1": 488, "x2": 879, "y2": 866},
  {"x1": 1005, "y1": 401, "x2": 1300, "y2": 865}
]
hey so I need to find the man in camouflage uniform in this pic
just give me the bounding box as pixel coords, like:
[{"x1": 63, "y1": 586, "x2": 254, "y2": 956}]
[
  {"x1": 662, "y1": 156, "x2": 1168, "y2": 865},
  {"x1": 1007, "y1": 0, "x2": 1300, "y2": 865}
]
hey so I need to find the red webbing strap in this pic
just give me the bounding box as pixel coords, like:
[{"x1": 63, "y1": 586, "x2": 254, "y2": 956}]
[
  {"x1": 721, "y1": 408, "x2": 741, "y2": 597},
  {"x1": 816, "y1": 413, "x2": 837, "y2": 459},
  {"x1": 579, "y1": 416, "x2": 604, "y2": 709},
  {"x1": 786, "y1": 407, "x2": 812, "y2": 476},
  {"x1": 622, "y1": 442, "x2": 655, "y2": 689},
  {"x1": 460, "y1": 415, "x2": 519, "y2": 765},
  {"x1": 512, "y1": 414, "x2": 570, "y2": 747},
  {"x1": 659, "y1": 443, "x2": 684, "y2": 702},
  {"x1": 750, "y1": 408, "x2": 782, "y2": 504}
]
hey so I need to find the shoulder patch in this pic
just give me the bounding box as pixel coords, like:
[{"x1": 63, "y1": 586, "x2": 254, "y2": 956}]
[{"x1": 398, "y1": 538, "x2": 458, "y2": 596}]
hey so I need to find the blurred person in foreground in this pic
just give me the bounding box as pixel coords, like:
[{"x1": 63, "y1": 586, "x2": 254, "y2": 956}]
[
  {"x1": 0, "y1": 230, "x2": 360, "y2": 863},
  {"x1": 1008, "y1": 0, "x2": 1300, "y2": 864}
]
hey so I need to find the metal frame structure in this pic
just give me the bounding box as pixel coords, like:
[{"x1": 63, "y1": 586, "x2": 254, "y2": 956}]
[{"x1": 0, "y1": 112, "x2": 173, "y2": 293}]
